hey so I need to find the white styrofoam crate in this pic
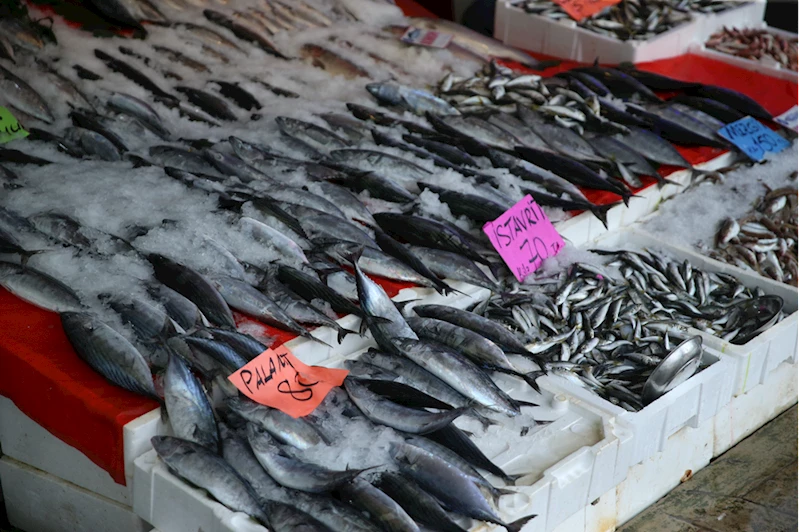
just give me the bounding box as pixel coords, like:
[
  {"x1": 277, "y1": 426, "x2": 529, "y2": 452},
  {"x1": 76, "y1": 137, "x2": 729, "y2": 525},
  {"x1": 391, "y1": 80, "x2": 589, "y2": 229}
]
[
  {"x1": 691, "y1": 24, "x2": 798, "y2": 83},
  {"x1": 620, "y1": 227, "x2": 799, "y2": 396},
  {"x1": 555, "y1": 150, "x2": 738, "y2": 248},
  {"x1": 134, "y1": 345, "x2": 630, "y2": 532},
  {"x1": 697, "y1": 0, "x2": 767, "y2": 42},
  {"x1": 0, "y1": 395, "x2": 165, "y2": 505},
  {"x1": 543, "y1": 345, "x2": 734, "y2": 470},
  {"x1": 494, "y1": 1, "x2": 701, "y2": 63},
  {"x1": 0, "y1": 456, "x2": 151, "y2": 532}
]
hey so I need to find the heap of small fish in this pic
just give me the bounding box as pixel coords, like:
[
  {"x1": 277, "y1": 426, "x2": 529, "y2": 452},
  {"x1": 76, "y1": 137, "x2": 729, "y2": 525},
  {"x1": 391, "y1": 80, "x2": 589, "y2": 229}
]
[
  {"x1": 476, "y1": 247, "x2": 786, "y2": 409},
  {"x1": 511, "y1": 0, "x2": 694, "y2": 41},
  {"x1": 705, "y1": 26, "x2": 798, "y2": 71},
  {"x1": 708, "y1": 181, "x2": 798, "y2": 285}
]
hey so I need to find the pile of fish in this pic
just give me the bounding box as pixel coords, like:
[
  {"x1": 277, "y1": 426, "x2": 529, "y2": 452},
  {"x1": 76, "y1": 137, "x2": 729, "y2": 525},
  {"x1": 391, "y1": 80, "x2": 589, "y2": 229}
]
[
  {"x1": 709, "y1": 182, "x2": 798, "y2": 285},
  {"x1": 705, "y1": 26, "x2": 798, "y2": 71},
  {"x1": 510, "y1": 0, "x2": 750, "y2": 41},
  {"x1": 0, "y1": 0, "x2": 791, "y2": 529}
]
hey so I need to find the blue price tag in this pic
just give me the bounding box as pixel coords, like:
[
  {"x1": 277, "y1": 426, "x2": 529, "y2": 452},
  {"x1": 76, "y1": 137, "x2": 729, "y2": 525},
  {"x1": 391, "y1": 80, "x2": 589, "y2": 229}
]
[{"x1": 717, "y1": 116, "x2": 790, "y2": 162}]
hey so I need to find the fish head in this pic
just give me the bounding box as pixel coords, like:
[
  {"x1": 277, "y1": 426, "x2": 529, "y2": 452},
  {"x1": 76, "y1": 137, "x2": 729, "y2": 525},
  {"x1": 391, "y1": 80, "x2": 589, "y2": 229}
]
[{"x1": 150, "y1": 435, "x2": 186, "y2": 459}]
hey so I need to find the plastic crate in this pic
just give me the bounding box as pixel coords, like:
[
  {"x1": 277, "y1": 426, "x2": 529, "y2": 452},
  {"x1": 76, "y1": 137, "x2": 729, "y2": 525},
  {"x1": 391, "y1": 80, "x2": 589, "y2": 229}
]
[
  {"x1": 691, "y1": 25, "x2": 797, "y2": 84},
  {"x1": 612, "y1": 227, "x2": 799, "y2": 396},
  {"x1": 0, "y1": 456, "x2": 150, "y2": 532},
  {"x1": 494, "y1": 1, "x2": 701, "y2": 63},
  {"x1": 133, "y1": 349, "x2": 629, "y2": 532},
  {"x1": 0, "y1": 396, "x2": 165, "y2": 505}
]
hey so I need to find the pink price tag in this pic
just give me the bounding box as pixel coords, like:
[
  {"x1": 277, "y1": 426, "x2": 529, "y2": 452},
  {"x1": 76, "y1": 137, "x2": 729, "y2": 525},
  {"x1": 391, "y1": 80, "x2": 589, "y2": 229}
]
[
  {"x1": 482, "y1": 195, "x2": 564, "y2": 283},
  {"x1": 400, "y1": 27, "x2": 453, "y2": 48}
]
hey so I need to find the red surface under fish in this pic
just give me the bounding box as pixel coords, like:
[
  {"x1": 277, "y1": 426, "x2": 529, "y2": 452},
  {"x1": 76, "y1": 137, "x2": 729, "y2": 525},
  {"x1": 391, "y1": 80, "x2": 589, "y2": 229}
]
[{"x1": 0, "y1": 0, "x2": 796, "y2": 487}]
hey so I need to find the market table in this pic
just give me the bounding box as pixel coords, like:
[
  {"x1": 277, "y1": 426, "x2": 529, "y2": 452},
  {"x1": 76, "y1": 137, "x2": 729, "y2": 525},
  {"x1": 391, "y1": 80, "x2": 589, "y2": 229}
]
[{"x1": 0, "y1": 2, "x2": 796, "y2": 532}]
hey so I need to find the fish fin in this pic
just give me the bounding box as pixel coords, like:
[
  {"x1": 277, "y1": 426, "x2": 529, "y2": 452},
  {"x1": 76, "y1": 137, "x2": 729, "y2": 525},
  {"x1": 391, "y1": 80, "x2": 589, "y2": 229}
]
[
  {"x1": 393, "y1": 299, "x2": 419, "y2": 314},
  {"x1": 520, "y1": 371, "x2": 546, "y2": 394},
  {"x1": 359, "y1": 315, "x2": 393, "y2": 335},
  {"x1": 511, "y1": 399, "x2": 539, "y2": 409},
  {"x1": 656, "y1": 177, "x2": 680, "y2": 188},
  {"x1": 305, "y1": 332, "x2": 332, "y2": 348},
  {"x1": 18, "y1": 249, "x2": 48, "y2": 267},
  {"x1": 588, "y1": 202, "x2": 617, "y2": 229},
  {"x1": 505, "y1": 513, "x2": 537, "y2": 532},
  {"x1": 469, "y1": 408, "x2": 500, "y2": 430},
  {"x1": 160, "y1": 404, "x2": 169, "y2": 424},
  {"x1": 494, "y1": 486, "x2": 521, "y2": 495},
  {"x1": 336, "y1": 326, "x2": 358, "y2": 344}
]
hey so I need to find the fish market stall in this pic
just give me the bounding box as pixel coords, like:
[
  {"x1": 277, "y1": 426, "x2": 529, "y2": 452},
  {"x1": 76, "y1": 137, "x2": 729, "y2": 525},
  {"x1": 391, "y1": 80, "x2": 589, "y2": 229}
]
[{"x1": 0, "y1": 0, "x2": 796, "y2": 531}]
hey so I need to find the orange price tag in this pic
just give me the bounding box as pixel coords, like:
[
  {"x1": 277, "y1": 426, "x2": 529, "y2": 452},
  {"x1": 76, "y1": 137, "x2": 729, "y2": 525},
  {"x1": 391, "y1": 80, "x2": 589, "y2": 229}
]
[
  {"x1": 228, "y1": 345, "x2": 349, "y2": 418},
  {"x1": 553, "y1": 0, "x2": 621, "y2": 21}
]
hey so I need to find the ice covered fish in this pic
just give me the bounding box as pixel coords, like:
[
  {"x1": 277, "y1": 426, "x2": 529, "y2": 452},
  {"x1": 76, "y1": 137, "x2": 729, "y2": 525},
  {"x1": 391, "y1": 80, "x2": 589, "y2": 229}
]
[
  {"x1": 0, "y1": 64, "x2": 54, "y2": 124},
  {"x1": 247, "y1": 424, "x2": 363, "y2": 493},
  {"x1": 163, "y1": 348, "x2": 218, "y2": 452},
  {"x1": 0, "y1": 262, "x2": 82, "y2": 313},
  {"x1": 227, "y1": 396, "x2": 328, "y2": 450},
  {"x1": 61, "y1": 312, "x2": 157, "y2": 398}
]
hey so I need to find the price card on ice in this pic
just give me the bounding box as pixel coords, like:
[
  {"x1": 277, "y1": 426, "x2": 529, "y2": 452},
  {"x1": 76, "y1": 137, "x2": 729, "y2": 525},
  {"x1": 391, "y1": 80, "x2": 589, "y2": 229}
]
[
  {"x1": 401, "y1": 27, "x2": 453, "y2": 48},
  {"x1": 483, "y1": 195, "x2": 564, "y2": 283},
  {"x1": 0, "y1": 107, "x2": 28, "y2": 144},
  {"x1": 553, "y1": 0, "x2": 621, "y2": 21},
  {"x1": 774, "y1": 105, "x2": 798, "y2": 132},
  {"x1": 717, "y1": 116, "x2": 790, "y2": 162},
  {"x1": 228, "y1": 345, "x2": 349, "y2": 418}
]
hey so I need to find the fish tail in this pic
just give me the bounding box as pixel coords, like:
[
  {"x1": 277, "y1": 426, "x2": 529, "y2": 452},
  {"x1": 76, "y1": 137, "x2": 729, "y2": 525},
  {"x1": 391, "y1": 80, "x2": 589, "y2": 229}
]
[
  {"x1": 589, "y1": 203, "x2": 616, "y2": 229},
  {"x1": 504, "y1": 513, "x2": 538, "y2": 532},
  {"x1": 305, "y1": 331, "x2": 332, "y2": 348},
  {"x1": 520, "y1": 370, "x2": 546, "y2": 394},
  {"x1": 335, "y1": 325, "x2": 358, "y2": 344},
  {"x1": 19, "y1": 249, "x2": 47, "y2": 267},
  {"x1": 656, "y1": 177, "x2": 680, "y2": 188}
]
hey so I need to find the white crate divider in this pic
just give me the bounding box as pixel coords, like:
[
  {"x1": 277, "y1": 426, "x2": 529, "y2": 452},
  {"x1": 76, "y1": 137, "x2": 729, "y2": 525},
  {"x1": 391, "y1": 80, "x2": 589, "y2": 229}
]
[{"x1": 0, "y1": 456, "x2": 150, "y2": 532}]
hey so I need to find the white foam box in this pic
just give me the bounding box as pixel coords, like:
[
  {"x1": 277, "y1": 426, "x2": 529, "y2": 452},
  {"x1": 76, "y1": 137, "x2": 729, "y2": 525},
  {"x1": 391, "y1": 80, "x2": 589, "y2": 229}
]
[
  {"x1": 624, "y1": 226, "x2": 799, "y2": 396},
  {"x1": 691, "y1": 24, "x2": 798, "y2": 83},
  {"x1": 134, "y1": 321, "x2": 633, "y2": 532},
  {"x1": 696, "y1": 0, "x2": 767, "y2": 42},
  {"x1": 554, "y1": 150, "x2": 738, "y2": 249},
  {"x1": 0, "y1": 395, "x2": 165, "y2": 505},
  {"x1": 0, "y1": 456, "x2": 151, "y2": 532},
  {"x1": 494, "y1": 1, "x2": 701, "y2": 64}
]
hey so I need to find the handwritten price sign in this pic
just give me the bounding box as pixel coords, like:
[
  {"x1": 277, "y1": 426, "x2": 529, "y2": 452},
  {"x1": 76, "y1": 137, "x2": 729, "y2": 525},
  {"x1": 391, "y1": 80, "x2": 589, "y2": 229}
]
[
  {"x1": 228, "y1": 345, "x2": 348, "y2": 418},
  {"x1": 0, "y1": 107, "x2": 28, "y2": 144},
  {"x1": 483, "y1": 195, "x2": 565, "y2": 283},
  {"x1": 553, "y1": 0, "x2": 621, "y2": 21},
  {"x1": 717, "y1": 116, "x2": 790, "y2": 162}
]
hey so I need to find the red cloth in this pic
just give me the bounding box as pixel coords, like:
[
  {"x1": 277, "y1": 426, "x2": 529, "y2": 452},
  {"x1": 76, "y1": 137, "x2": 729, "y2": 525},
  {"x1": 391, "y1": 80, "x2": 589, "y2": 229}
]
[{"x1": 3, "y1": 5, "x2": 797, "y2": 488}]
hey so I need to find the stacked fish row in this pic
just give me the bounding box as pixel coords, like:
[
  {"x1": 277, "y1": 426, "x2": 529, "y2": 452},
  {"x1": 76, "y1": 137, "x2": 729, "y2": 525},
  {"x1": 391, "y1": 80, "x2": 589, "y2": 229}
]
[
  {"x1": 709, "y1": 183, "x2": 798, "y2": 286},
  {"x1": 510, "y1": 0, "x2": 747, "y2": 41}
]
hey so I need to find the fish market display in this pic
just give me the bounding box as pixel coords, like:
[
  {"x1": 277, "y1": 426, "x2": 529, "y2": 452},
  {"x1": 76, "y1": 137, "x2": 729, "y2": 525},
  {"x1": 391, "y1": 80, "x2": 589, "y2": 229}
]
[
  {"x1": 0, "y1": 0, "x2": 793, "y2": 530},
  {"x1": 510, "y1": 0, "x2": 749, "y2": 41},
  {"x1": 705, "y1": 26, "x2": 798, "y2": 71}
]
